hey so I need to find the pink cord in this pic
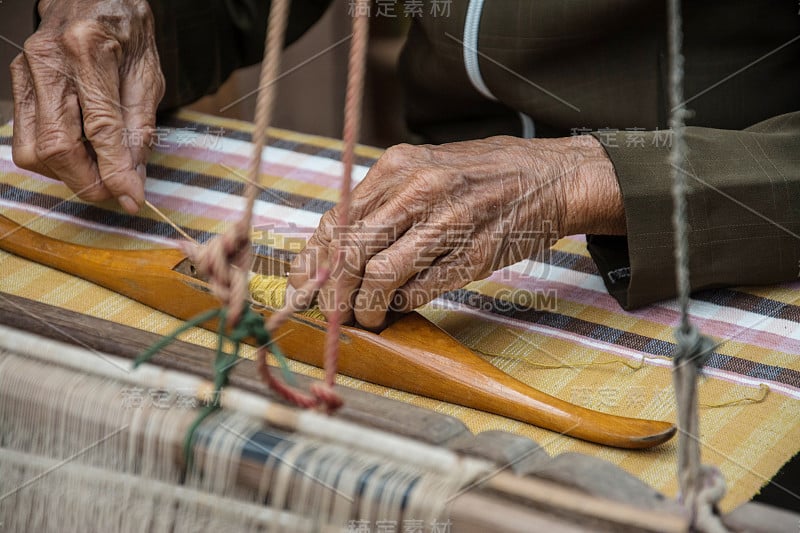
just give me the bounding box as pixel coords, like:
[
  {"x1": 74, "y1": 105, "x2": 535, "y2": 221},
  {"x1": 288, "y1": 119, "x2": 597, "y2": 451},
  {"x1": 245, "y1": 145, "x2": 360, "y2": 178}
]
[
  {"x1": 322, "y1": 0, "x2": 370, "y2": 394},
  {"x1": 261, "y1": 0, "x2": 369, "y2": 411},
  {"x1": 190, "y1": 0, "x2": 369, "y2": 413}
]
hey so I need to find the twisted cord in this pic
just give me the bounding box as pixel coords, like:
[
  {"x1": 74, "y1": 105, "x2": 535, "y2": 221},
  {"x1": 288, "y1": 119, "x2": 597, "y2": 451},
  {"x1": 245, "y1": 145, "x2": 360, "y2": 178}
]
[
  {"x1": 180, "y1": 0, "x2": 344, "y2": 411},
  {"x1": 256, "y1": 266, "x2": 344, "y2": 411},
  {"x1": 252, "y1": 0, "x2": 371, "y2": 411},
  {"x1": 185, "y1": 0, "x2": 290, "y2": 328},
  {"x1": 667, "y1": 0, "x2": 728, "y2": 530},
  {"x1": 667, "y1": 0, "x2": 691, "y2": 335},
  {"x1": 320, "y1": 0, "x2": 370, "y2": 395}
]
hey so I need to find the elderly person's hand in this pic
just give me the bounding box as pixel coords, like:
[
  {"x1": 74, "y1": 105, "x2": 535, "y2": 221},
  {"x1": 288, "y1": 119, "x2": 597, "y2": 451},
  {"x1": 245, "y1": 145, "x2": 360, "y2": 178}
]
[
  {"x1": 290, "y1": 135, "x2": 626, "y2": 329},
  {"x1": 10, "y1": 0, "x2": 164, "y2": 213}
]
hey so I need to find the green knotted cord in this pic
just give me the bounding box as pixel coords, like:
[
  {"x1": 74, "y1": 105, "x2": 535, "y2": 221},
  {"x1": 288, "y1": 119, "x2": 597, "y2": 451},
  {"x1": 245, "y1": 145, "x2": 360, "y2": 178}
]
[{"x1": 133, "y1": 305, "x2": 295, "y2": 470}]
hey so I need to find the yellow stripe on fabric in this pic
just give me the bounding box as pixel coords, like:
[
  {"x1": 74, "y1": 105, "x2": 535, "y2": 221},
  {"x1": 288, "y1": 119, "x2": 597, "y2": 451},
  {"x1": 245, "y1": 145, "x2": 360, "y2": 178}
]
[
  {"x1": 551, "y1": 236, "x2": 593, "y2": 257},
  {"x1": 722, "y1": 341, "x2": 800, "y2": 370}
]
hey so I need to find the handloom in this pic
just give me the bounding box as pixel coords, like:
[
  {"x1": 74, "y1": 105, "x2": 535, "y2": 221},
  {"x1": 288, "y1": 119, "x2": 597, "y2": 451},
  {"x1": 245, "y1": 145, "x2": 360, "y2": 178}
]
[
  {"x1": 0, "y1": 0, "x2": 796, "y2": 529},
  {"x1": 1, "y1": 294, "x2": 792, "y2": 532}
]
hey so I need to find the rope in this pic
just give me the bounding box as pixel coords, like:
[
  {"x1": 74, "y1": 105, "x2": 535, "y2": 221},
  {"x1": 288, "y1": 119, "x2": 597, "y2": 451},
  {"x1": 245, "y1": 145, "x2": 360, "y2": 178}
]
[
  {"x1": 182, "y1": 0, "x2": 291, "y2": 329},
  {"x1": 249, "y1": 0, "x2": 370, "y2": 412},
  {"x1": 321, "y1": 0, "x2": 370, "y2": 396},
  {"x1": 666, "y1": 0, "x2": 729, "y2": 530}
]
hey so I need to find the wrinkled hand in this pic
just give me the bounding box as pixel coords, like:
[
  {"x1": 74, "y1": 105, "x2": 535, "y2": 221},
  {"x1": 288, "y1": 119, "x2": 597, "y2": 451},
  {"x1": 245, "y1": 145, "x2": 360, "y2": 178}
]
[
  {"x1": 10, "y1": 0, "x2": 165, "y2": 213},
  {"x1": 290, "y1": 135, "x2": 625, "y2": 329}
]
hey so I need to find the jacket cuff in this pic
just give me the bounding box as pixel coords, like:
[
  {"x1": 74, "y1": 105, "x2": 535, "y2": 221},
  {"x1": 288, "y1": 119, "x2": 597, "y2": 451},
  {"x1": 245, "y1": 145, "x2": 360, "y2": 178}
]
[
  {"x1": 587, "y1": 130, "x2": 676, "y2": 309},
  {"x1": 589, "y1": 119, "x2": 800, "y2": 310}
]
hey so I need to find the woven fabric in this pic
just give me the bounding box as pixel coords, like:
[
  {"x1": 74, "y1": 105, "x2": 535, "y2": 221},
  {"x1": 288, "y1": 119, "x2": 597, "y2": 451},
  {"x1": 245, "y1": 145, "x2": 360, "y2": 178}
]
[{"x1": 1, "y1": 110, "x2": 798, "y2": 510}]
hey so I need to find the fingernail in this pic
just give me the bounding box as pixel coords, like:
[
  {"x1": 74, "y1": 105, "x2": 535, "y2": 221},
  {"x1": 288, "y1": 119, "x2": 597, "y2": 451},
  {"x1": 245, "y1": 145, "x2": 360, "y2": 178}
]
[
  {"x1": 136, "y1": 164, "x2": 147, "y2": 180},
  {"x1": 118, "y1": 195, "x2": 139, "y2": 214}
]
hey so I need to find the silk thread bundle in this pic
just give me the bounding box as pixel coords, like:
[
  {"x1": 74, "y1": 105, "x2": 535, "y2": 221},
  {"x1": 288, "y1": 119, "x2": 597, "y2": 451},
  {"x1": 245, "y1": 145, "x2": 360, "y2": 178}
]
[{"x1": 249, "y1": 274, "x2": 328, "y2": 322}]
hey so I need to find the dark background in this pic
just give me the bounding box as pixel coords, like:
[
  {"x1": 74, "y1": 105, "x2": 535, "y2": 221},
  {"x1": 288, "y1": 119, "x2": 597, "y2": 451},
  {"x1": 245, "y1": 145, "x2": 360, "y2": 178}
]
[{"x1": 0, "y1": 0, "x2": 410, "y2": 146}]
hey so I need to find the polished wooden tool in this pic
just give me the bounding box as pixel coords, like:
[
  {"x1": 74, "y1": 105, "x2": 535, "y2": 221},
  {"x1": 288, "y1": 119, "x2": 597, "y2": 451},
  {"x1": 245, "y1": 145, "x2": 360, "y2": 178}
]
[{"x1": 0, "y1": 213, "x2": 675, "y2": 448}]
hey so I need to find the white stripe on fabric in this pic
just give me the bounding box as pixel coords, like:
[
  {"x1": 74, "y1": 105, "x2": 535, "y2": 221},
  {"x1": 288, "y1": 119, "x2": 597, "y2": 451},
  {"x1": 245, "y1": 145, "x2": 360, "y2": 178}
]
[
  {"x1": 506, "y1": 260, "x2": 800, "y2": 341},
  {"x1": 143, "y1": 180, "x2": 324, "y2": 228},
  {"x1": 0, "y1": 138, "x2": 371, "y2": 186}
]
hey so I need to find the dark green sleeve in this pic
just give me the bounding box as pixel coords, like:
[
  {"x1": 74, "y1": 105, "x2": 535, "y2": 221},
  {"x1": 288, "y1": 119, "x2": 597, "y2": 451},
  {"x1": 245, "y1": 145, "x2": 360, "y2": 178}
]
[
  {"x1": 148, "y1": 0, "x2": 333, "y2": 110},
  {"x1": 588, "y1": 111, "x2": 800, "y2": 310}
]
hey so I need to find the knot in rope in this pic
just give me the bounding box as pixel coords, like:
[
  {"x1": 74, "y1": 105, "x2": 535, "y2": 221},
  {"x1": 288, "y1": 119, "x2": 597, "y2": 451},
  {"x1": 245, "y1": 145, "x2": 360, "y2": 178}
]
[
  {"x1": 694, "y1": 465, "x2": 728, "y2": 533},
  {"x1": 229, "y1": 304, "x2": 273, "y2": 347},
  {"x1": 673, "y1": 324, "x2": 715, "y2": 369},
  {"x1": 183, "y1": 222, "x2": 253, "y2": 327},
  {"x1": 228, "y1": 305, "x2": 343, "y2": 413}
]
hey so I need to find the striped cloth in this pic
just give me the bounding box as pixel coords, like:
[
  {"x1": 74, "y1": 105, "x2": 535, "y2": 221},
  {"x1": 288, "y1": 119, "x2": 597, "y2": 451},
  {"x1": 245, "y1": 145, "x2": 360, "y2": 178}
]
[{"x1": 1, "y1": 110, "x2": 798, "y2": 511}]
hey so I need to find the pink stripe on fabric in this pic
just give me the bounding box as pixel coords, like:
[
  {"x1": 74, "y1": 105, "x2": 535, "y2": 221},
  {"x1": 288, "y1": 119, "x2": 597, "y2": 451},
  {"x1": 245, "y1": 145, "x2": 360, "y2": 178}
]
[
  {"x1": 487, "y1": 268, "x2": 800, "y2": 354},
  {"x1": 430, "y1": 298, "x2": 800, "y2": 399}
]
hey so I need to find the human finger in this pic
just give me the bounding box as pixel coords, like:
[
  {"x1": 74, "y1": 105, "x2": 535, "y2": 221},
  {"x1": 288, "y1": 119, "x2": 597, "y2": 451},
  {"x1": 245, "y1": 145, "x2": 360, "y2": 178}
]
[
  {"x1": 65, "y1": 22, "x2": 142, "y2": 213},
  {"x1": 23, "y1": 38, "x2": 107, "y2": 201},
  {"x1": 392, "y1": 253, "x2": 483, "y2": 314},
  {"x1": 120, "y1": 46, "x2": 164, "y2": 190},
  {"x1": 354, "y1": 224, "x2": 448, "y2": 329},
  {"x1": 10, "y1": 54, "x2": 48, "y2": 176},
  {"x1": 288, "y1": 208, "x2": 336, "y2": 298}
]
